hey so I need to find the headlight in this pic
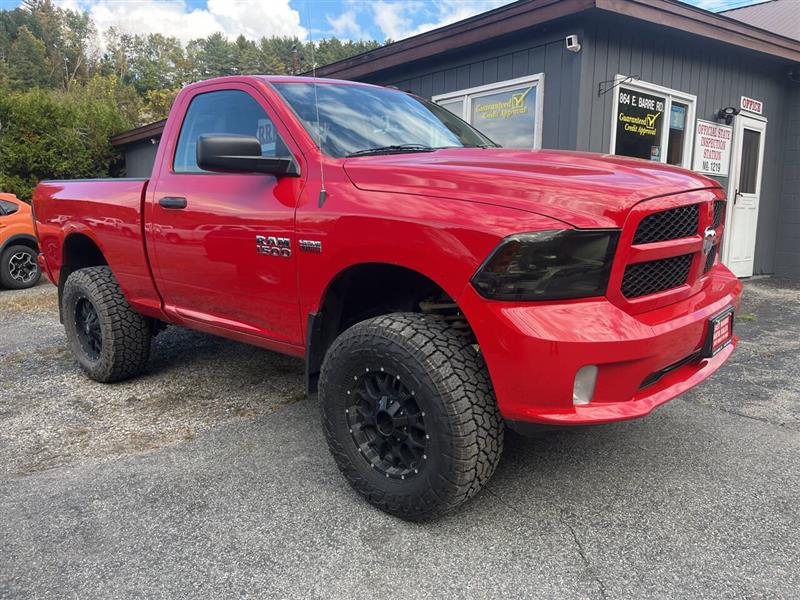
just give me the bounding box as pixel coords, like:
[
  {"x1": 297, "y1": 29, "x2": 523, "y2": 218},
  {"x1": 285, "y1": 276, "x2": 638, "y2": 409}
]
[{"x1": 471, "y1": 230, "x2": 620, "y2": 301}]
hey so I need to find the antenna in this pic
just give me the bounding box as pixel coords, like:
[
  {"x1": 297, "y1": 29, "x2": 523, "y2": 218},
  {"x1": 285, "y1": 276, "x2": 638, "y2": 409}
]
[{"x1": 305, "y1": 1, "x2": 327, "y2": 208}]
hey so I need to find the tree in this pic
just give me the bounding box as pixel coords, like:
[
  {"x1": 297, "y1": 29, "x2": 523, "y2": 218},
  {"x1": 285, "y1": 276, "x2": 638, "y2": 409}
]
[
  {"x1": 0, "y1": 1, "x2": 386, "y2": 194},
  {"x1": 0, "y1": 76, "x2": 134, "y2": 200},
  {"x1": 61, "y1": 9, "x2": 96, "y2": 90},
  {"x1": 197, "y1": 32, "x2": 236, "y2": 78},
  {"x1": 129, "y1": 33, "x2": 185, "y2": 94},
  {"x1": 7, "y1": 26, "x2": 48, "y2": 90},
  {"x1": 142, "y1": 87, "x2": 179, "y2": 122}
]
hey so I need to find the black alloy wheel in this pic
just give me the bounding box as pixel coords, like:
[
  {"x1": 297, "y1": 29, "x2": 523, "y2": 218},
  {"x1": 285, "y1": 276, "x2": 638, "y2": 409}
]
[
  {"x1": 347, "y1": 368, "x2": 428, "y2": 480},
  {"x1": 74, "y1": 296, "x2": 103, "y2": 360},
  {"x1": 62, "y1": 266, "x2": 152, "y2": 382},
  {"x1": 319, "y1": 312, "x2": 504, "y2": 520}
]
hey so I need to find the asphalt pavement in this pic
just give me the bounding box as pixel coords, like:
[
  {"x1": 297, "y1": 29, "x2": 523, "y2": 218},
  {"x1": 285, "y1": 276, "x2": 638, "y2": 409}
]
[{"x1": 1, "y1": 278, "x2": 798, "y2": 599}]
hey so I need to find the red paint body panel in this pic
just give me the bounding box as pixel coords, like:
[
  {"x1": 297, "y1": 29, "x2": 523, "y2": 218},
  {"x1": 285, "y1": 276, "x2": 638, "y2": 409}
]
[
  {"x1": 32, "y1": 75, "x2": 742, "y2": 426},
  {"x1": 458, "y1": 266, "x2": 741, "y2": 424},
  {"x1": 33, "y1": 178, "x2": 167, "y2": 320}
]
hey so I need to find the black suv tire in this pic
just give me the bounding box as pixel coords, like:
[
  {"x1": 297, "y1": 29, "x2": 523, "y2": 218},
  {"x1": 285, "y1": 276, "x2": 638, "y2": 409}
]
[
  {"x1": 0, "y1": 244, "x2": 41, "y2": 289},
  {"x1": 62, "y1": 266, "x2": 152, "y2": 382},
  {"x1": 319, "y1": 312, "x2": 504, "y2": 520}
]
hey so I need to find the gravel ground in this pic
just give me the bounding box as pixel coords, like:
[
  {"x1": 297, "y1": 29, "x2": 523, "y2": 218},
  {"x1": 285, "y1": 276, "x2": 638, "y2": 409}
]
[
  {"x1": 0, "y1": 277, "x2": 798, "y2": 599},
  {"x1": 0, "y1": 282, "x2": 305, "y2": 476}
]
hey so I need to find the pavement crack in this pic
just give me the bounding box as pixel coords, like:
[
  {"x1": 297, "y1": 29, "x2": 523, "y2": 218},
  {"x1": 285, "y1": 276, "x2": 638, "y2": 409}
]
[{"x1": 559, "y1": 509, "x2": 608, "y2": 600}]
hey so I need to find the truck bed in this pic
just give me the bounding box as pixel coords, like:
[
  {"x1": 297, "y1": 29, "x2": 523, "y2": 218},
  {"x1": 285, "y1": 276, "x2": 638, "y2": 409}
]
[{"x1": 33, "y1": 178, "x2": 165, "y2": 318}]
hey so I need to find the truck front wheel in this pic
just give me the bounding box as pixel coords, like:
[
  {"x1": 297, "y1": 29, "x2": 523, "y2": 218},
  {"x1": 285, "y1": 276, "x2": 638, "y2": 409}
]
[
  {"x1": 319, "y1": 313, "x2": 504, "y2": 520},
  {"x1": 62, "y1": 266, "x2": 152, "y2": 383}
]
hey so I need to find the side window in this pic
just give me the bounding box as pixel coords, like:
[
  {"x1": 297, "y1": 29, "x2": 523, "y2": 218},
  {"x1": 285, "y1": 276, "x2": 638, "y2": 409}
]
[
  {"x1": 0, "y1": 200, "x2": 19, "y2": 216},
  {"x1": 173, "y1": 89, "x2": 291, "y2": 173}
]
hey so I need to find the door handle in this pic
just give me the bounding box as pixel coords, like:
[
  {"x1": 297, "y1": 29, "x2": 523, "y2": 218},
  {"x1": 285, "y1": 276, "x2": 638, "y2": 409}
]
[{"x1": 159, "y1": 197, "x2": 187, "y2": 209}]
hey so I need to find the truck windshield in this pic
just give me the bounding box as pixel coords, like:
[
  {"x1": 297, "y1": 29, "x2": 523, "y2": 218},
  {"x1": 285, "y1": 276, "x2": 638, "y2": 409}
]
[{"x1": 272, "y1": 82, "x2": 496, "y2": 158}]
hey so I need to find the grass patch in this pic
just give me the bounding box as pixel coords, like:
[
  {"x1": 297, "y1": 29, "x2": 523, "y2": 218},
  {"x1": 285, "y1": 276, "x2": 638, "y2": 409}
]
[
  {"x1": 736, "y1": 313, "x2": 758, "y2": 322},
  {"x1": 0, "y1": 291, "x2": 57, "y2": 314}
]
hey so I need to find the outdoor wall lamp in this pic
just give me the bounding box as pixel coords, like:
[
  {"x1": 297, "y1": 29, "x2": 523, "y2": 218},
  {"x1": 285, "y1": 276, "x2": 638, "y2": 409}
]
[{"x1": 717, "y1": 106, "x2": 740, "y2": 125}]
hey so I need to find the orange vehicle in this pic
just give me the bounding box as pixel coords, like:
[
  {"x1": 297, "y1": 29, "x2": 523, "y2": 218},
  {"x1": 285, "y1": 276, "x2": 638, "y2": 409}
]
[{"x1": 0, "y1": 193, "x2": 41, "y2": 289}]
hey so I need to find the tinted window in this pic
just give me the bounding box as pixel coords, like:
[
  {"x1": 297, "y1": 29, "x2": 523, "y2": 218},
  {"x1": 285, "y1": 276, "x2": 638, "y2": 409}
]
[
  {"x1": 273, "y1": 82, "x2": 494, "y2": 158},
  {"x1": 174, "y1": 90, "x2": 290, "y2": 173},
  {"x1": 0, "y1": 200, "x2": 19, "y2": 215},
  {"x1": 738, "y1": 128, "x2": 761, "y2": 194}
]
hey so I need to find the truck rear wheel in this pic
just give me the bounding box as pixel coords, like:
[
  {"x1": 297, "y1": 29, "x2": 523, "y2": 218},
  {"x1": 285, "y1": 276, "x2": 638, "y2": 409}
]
[
  {"x1": 319, "y1": 313, "x2": 503, "y2": 520},
  {"x1": 62, "y1": 266, "x2": 152, "y2": 383}
]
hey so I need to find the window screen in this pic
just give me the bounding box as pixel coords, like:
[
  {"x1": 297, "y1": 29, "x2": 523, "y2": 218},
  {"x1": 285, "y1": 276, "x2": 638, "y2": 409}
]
[
  {"x1": 173, "y1": 90, "x2": 290, "y2": 173},
  {"x1": 738, "y1": 128, "x2": 761, "y2": 194}
]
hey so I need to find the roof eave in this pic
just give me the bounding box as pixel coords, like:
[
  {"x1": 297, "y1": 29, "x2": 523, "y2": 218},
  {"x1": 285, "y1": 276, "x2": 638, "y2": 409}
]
[
  {"x1": 111, "y1": 119, "x2": 167, "y2": 147},
  {"x1": 314, "y1": 0, "x2": 800, "y2": 80}
]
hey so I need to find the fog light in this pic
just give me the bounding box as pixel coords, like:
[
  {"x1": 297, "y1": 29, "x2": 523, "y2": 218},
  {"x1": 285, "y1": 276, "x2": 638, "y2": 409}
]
[{"x1": 573, "y1": 365, "x2": 598, "y2": 406}]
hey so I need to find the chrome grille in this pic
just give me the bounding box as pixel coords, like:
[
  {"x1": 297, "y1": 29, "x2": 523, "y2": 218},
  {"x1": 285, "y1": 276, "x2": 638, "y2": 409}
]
[
  {"x1": 621, "y1": 254, "x2": 693, "y2": 298},
  {"x1": 633, "y1": 204, "x2": 699, "y2": 245},
  {"x1": 704, "y1": 245, "x2": 717, "y2": 273}
]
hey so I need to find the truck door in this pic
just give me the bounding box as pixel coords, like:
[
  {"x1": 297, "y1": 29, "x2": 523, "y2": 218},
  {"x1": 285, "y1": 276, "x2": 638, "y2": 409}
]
[{"x1": 146, "y1": 83, "x2": 303, "y2": 345}]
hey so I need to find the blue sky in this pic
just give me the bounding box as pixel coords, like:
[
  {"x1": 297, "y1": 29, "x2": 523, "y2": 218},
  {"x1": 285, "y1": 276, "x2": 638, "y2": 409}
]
[{"x1": 3, "y1": 0, "x2": 763, "y2": 44}]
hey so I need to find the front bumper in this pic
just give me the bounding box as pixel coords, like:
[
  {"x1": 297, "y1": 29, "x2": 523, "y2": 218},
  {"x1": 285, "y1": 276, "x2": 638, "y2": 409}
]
[{"x1": 458, "y1": 265, "x2": 742, "y2": 425}]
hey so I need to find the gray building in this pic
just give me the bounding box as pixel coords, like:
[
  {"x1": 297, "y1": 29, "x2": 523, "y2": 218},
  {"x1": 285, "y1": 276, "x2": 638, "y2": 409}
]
[{"x1": 112, "y1": 0, "x2": 800, "y2": 278}]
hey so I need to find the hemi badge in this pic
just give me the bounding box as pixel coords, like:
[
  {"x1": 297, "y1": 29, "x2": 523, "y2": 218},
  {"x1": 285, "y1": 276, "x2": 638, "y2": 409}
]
[{"x1": 298, "y1": 240, "x2": 322, "y2": 253}]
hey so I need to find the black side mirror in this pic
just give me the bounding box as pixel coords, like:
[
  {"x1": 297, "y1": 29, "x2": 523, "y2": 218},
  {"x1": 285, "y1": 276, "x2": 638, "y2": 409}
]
[{"x1": 196, "y1": 135, "x2": 300, "y2": 177}]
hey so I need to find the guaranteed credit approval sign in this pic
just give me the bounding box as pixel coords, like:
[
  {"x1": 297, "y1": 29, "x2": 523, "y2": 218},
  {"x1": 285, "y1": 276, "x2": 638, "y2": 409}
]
[{"x1": 693, "y1": 119, "x2": 732, "y2": 177}]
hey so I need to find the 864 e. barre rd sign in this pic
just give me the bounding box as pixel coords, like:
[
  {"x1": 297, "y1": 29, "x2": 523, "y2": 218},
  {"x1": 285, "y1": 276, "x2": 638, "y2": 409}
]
[{"x1": 693, "y1": 119, "x2": 732, "y2": 177}]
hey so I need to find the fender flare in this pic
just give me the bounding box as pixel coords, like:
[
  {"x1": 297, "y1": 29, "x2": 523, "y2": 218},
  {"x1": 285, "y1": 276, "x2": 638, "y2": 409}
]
[{"x1": 0, "y1": 233, "x2": 39, "y2": 255}]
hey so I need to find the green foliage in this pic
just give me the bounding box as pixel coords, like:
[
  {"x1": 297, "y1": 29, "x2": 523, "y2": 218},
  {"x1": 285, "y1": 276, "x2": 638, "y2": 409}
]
[
  {"x1": 7, "y1": 26, "x2": 48, "y2": 90},
  {"x1": 0, "y1": 77, "x2": 134, "y2": 200},
  {"x1": 0, "y1": 0, "x2": 383, "y2": 194}
]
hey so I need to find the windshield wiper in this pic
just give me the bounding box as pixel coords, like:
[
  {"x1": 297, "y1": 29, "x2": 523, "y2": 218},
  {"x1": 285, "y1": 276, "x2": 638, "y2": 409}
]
[{"x1": 346, "y1": 144, "x2": 436, "y2": 157}]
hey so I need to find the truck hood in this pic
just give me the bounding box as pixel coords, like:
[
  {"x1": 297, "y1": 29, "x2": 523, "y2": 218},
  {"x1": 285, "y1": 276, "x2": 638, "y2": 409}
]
[{"x1": 343, "y1": 148, "x2": 721, "y2": 228}]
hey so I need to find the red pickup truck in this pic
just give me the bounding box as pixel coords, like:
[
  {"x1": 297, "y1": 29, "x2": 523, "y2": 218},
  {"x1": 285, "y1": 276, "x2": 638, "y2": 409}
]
[{"x1": 33, "y1": 76, "x2": 742, "y2": 519}]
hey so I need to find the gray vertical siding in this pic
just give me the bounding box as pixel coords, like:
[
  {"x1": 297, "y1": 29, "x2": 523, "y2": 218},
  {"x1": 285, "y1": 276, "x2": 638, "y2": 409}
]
[
  {"x1": 775, "y1": 85, "x2": 800, "y2": 277},
  {"x1": 579, "y1": 14, "x2": 791, "y2": 275},
  {"x1": 124, "y1": 140, "x2": 159, "y2": 178},
  {"x1": 364, "y1": 23, "x2": 584, "y2": 150}
]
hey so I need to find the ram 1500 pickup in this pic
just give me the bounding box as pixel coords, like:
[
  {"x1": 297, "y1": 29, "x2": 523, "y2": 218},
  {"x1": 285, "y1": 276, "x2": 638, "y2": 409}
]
[{"x1": 33, "y1": 76, "x2": 742, "y2": 519}]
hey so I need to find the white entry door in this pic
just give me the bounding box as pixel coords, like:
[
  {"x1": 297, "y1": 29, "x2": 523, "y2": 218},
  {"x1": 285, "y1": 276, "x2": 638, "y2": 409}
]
[{"x1": 723, "y1": 114, "x2": 767, "y2": 277}]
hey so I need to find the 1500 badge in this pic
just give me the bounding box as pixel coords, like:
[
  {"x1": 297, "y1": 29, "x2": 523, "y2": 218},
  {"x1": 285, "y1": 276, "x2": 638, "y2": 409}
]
[{"x1": 256, "y1": 235, "x2": 291, "y2": 258}]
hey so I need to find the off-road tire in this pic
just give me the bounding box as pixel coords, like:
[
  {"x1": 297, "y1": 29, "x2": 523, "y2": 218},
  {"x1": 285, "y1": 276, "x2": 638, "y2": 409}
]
[
  {"x1": 62, "y1": 266, "x2": 152, "y2": 382},
  {"x1": 0, "y1": 244, "x2": 41, "y2": 289},
  {"x1": 319, "y1": 312, "x2": 504, "y2": 520}
]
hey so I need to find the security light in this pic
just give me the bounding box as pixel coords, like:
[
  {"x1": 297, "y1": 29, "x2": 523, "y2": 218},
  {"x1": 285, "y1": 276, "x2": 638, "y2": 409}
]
[{"x1": 716, "y1": 106, "x2": 739, "y2": 125}]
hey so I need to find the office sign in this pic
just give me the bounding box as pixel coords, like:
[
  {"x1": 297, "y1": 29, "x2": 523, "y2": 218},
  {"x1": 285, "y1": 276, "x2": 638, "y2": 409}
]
[
  {"x1": 740, "y1": 96, "x2": 763, "y2": 115},
  {"x1": 693, "y1": 119, "x2": 732, "y2": 176}
]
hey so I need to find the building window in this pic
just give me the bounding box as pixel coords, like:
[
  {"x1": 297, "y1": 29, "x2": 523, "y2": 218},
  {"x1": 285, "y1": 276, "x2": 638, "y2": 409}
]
[
  {"x1": 432, "y1": 74, "x2": 544, "y2": 150},
  {"x1": 610, "y1": 76, "x2": 696, "y2": 169}
]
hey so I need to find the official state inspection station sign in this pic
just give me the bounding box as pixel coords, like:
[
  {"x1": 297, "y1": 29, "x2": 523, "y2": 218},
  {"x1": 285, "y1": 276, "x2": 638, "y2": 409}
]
[{"x1": 693, "y1": 119, "x2": 732, "y2": 177}]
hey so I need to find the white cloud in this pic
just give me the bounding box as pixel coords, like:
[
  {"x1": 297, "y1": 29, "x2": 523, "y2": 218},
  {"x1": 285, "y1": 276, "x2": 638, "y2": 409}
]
[
  {"x1": 327, "y1": 9, "x2": 366, "y2": 40},
  {"x1": 371, "y1": 0, "x2": 513, "y2": 41},
  {"x1": 55, "y1": 0, "x2": 307, "y2": 45},
  {"x1": 371, "y1": 0, "x2": 419, "y2": 41}
]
